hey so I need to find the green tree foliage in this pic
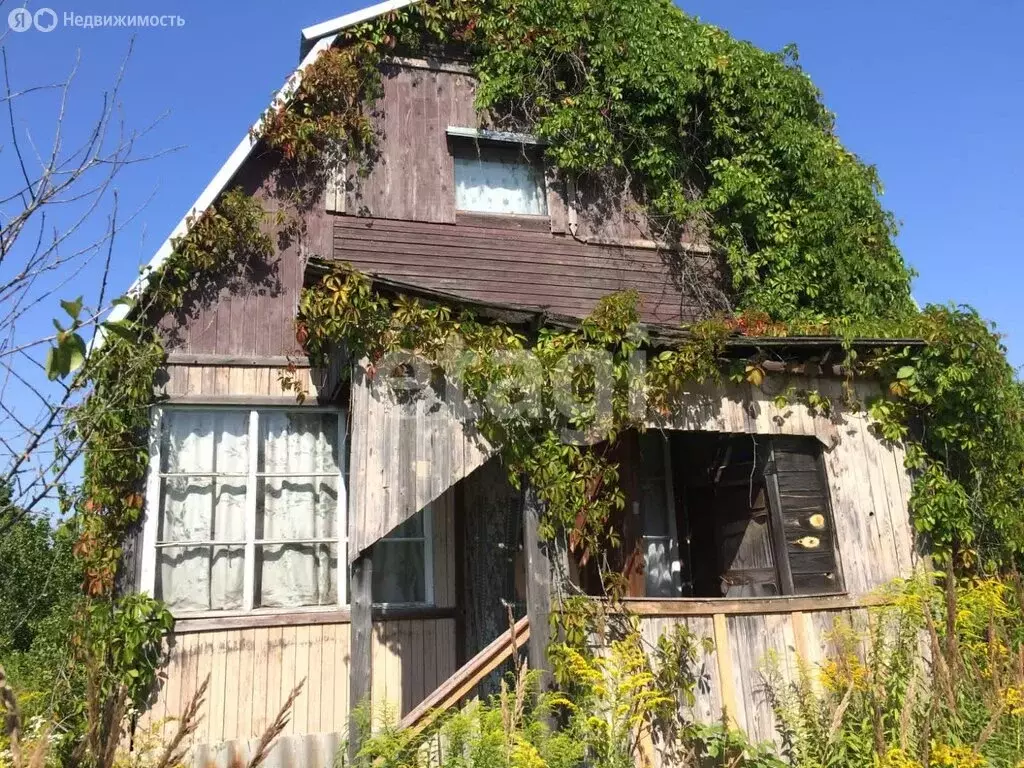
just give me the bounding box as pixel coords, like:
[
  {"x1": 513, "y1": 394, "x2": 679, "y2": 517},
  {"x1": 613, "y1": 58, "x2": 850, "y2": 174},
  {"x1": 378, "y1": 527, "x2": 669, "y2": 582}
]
[
  {"x1": 864, "y1": 307, "x2": 1024, "y2": 567},
  {"x1": 0, "y1": 486, "x2": 81, "y2": 723}
]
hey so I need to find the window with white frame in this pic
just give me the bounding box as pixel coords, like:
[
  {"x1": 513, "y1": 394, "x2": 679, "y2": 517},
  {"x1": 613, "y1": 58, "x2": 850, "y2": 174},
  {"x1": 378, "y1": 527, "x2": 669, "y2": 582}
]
[
  {"x1": 452, "y1": 140, "x2": 548, "y2": 216},
  {"x1": 146, "y1": 407, "x2": 346, "y2": 614},
  {"x1": 372, "y1": 507, "x2": 433, "y2": 605}
]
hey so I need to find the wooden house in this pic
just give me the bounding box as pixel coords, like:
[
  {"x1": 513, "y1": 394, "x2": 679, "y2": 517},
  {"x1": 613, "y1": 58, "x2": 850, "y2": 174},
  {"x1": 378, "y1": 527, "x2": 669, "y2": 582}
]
[{"x1": 124, "y1": 3, "x2": 920, "y2": 764}]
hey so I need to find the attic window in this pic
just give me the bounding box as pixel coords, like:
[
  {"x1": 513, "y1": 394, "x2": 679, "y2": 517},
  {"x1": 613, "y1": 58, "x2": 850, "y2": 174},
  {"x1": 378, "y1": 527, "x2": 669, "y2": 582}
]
[{"x1": 448, "y1": 127, "x2": 547, "y2": 217}]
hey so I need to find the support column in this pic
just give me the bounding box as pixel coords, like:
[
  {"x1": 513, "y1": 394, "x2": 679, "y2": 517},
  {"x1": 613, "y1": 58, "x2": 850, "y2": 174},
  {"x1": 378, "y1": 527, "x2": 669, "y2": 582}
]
[
  {"x1": 522, "y1": 480, "x2": 556, "y2": 690},
  {"x1": 348, "y1": 551, "x2": 373, "y2": 762}
]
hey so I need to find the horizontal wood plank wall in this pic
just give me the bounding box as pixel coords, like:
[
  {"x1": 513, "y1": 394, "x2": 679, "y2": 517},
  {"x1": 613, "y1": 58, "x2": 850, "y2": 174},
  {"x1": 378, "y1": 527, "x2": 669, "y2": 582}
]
[
  {"x1": 332, "y1": 216, "x2": 714, "y2": 326},
  {"x1": 649, "y1": 376, "x2": 917, "y2": 595},
  {"x1": 638, "y1": 605, "x2": 872, "y2": 765},
  {"x1": 137, "y1": 618, "x2": 457, "y2": 761},
  {"x1": 348, "y1": 365, "x2": 491, "y2": 561}
]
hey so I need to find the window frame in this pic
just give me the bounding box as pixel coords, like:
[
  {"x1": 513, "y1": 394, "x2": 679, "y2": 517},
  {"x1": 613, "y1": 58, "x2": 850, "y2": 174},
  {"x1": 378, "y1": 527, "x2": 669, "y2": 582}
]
[
  {"x1": 140, "y1": 404, "x2": 349, "y2": 618},
  {"x1": 635, "y1": 431, "x2": 844, "y2": 600},
  {"x1": 372, "y1": 504, "x2": 435, "y2": 608},
  {"x1": 447, "y1": 127, "x2": 549, "y2": 218}
]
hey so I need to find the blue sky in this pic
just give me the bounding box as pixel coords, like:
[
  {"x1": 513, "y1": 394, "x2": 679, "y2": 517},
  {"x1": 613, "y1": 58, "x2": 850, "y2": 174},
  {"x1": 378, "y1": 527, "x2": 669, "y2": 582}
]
[{"x1": 3, "y1": 0, "x2": 1022, "y2": 368}]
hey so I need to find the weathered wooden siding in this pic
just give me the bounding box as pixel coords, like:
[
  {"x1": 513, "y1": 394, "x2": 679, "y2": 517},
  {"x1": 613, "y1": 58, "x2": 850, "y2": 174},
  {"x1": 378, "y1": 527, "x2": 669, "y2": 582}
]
[
  {"x1": 634, "y1": 600, "x2": 874, "y2": 758},
  {"x1": 648, "y1": 376, "x2": 917, "y2": 595},
  {"x1": 157, "y1": 362, "x2": 328, "y2": 401},
  {"x1": 345, "y1": 61, "x2": 476, "y2": 224},
  {"x1": 332, "y1": 215, "x2": 714, "y2": 325},
  {"x1": 138, "y1": 617, "x2": 456, "y2": 767},
  {"x1": 348, "y1": 363, "x2": 492, "y2": 561},
  {"x1": 155, "y1": 58, "x2": 717, "y2": 360},
  {"x1": 352, "y1": 371, "x2": 916, "y2": 594},
  {"x1": 156, "y1": 151, "x2": 333, "y2": 359}
]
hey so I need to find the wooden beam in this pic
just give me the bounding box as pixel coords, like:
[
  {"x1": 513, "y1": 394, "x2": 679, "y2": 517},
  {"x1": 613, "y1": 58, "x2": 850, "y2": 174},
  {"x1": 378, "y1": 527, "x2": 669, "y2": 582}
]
[
  {"x1": 349, "y1": 553, "x2": 373, "y2": 762},
  {"x1": 399, "y1": 616, "x2": 530, "y2": 733},
  {"x1": 164, "y1": 353, "x2": 312, "y2": 367},
  {"x1": 522, "y1": 481, "x2": 553, "y2": 688},
  {"x1": 712, "y1": 613, "x2": 740, "y2": 729},
  {"x1": 764, "y1": 444, "x2": 796, "y2": 595},
  {"x1": 611, "y1": 592, "x2": 887, "y2": 617}
]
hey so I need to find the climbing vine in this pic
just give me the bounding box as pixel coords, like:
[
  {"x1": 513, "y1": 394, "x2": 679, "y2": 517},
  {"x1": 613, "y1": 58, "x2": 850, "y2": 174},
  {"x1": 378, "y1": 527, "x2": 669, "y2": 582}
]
[
  {"x1": 29, "y1": 186, "x2": 275, "y2": 758},
  {"x1": 280, "y1": 0, "x2": 1024, "y2": 572}
]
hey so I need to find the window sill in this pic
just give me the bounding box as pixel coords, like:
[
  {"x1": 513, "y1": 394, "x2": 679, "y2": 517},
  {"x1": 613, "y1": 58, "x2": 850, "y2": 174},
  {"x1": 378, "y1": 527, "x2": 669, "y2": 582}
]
[
  {"x1": 171, "y1": 604, "x2": 455, "y2": 634},
  {"x1": 455, "y1": 211, "x2": 551, "y2": 232},
  {"x1": 597, "y1": 592, "x2": 884, "y2": 617}
]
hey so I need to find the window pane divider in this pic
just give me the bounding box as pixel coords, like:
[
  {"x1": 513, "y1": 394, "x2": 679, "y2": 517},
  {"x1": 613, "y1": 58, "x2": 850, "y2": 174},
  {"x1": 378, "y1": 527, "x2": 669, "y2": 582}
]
[
  {"x1": 255, "y1": 538, "x2": 338, "y2": 546},
  {"x1": 255, "y1": 471, "x2": 340, "y2": 478},
  {"x1": 155, "y1": 540, "x2": 245, "y2": 548},
  {"x1": 242, "y1": 409, "x2": 259, "y2": 610},
  {"x1": 158, "y1": 472, "x2": 249, "y2": 478}
]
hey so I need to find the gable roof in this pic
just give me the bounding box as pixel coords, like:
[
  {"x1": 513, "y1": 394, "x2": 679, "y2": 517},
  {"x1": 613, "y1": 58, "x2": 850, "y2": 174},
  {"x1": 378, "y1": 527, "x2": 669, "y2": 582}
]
[{"x1": 101, "y1": 1, "x2": 413, "y2": 343}]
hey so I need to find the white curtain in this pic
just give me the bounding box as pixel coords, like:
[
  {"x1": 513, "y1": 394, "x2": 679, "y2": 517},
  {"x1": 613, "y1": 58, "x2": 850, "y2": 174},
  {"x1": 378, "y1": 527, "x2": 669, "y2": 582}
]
[
  {"x1": 454, "y1": 152, "x2": 548, "y2": 216},
  {"x1": 258, "y1": 411, "x2": 339, "y2": 608},
  {"x1": 638, "y1": 433, "x2": 683, "y2": 598},
  {"x1": 158, "y1": 410, "x2": 247, "y2": 612}
]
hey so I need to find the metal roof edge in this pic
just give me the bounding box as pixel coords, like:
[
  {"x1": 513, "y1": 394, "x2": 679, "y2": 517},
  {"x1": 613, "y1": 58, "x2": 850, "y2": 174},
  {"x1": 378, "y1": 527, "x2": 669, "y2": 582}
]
[{"x1": 301, "y1": 0, "x2": 421, "y2": 46}]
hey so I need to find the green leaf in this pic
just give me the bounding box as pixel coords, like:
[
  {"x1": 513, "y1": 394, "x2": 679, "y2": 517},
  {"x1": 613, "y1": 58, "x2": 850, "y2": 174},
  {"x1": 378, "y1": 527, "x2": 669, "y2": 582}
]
[
  {"x1": 896, "y1": 365, "x2": 915, "y2": 380},
  {"x1": 102, "y1": 320, "x2": 139, "y2": 344},
  {"x1": 66, "y1": 333, "x2": 87, "y2": 374},
  {"x1": 61, "y1": 296, "x2": 84, "y2": 321}
]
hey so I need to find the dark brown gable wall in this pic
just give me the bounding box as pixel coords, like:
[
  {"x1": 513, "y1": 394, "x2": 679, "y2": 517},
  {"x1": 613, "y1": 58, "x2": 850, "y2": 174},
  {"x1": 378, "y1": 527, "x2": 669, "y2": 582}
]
[
  {"x1": 338, "y1": 58, "x2": 720, "y2": 324},
  {"x1": 156, "y1": 152, "x2": 333, "y2": 358}
]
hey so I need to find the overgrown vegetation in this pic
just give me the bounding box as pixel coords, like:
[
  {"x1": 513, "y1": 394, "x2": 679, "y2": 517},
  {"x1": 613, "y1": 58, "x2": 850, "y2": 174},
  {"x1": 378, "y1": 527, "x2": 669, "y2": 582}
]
[
  {"x1": 768, "y1": 573, "x2": 1024, "y2": 768},
  {"x1": 1, "y1": 187, "x2": 276, "y2": 766},
  {"x1": 5, "y1": 0, "x2": 1024, "y2": 766},
  {"x1": 346, "y1": 618, "x2": 784, "y2": 768},
  {"x1": 340, "y1": 575, "x2": 1024, "y2": 768}
]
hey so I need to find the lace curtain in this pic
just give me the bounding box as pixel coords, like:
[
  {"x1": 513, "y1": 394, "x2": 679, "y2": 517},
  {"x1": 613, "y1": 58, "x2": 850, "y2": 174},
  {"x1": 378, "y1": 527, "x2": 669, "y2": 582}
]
[
  {"x1": 157, "y1": 411, "x2": 248, "y2": 612},
  {"x1": 257, "y1": 411, "x2": 339, "y2": 608},
  {"x1": 453, "y1": 147, "x2": 548, "y2": 216},
  {"x1": 156, "y1": 409, "x2": 339, "y2": 613}
]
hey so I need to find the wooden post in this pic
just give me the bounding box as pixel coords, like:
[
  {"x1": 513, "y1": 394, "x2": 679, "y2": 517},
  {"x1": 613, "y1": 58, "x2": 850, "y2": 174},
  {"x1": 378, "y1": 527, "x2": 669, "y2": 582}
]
[
  {"x1": 522, "y1": 480, "x2": 555, "y2": 689},
  {"x1": 348, "y1": 551, "x2": 373, "y2": 762}
]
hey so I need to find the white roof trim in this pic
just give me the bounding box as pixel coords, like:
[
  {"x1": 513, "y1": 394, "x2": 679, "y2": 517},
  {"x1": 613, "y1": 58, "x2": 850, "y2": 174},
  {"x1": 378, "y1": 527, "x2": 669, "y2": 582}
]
[
  {"x1": 99, "y1": 0, "x2": 417, "y2": 352},
  {"x1": 301, "y1": 0, "x2": 421, "y2": 43},
  {"x1": 97, "y1": 33, "x2": 339, "y2": 347}
]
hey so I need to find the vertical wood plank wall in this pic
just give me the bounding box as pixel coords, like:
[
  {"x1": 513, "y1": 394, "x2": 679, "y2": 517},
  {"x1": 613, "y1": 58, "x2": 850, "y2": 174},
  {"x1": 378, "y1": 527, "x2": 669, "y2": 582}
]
[
  {"x1": 638, "y1": 604, "x2": 873, "y2": 763},
  {"x1": 348, "y1": 364, "x2": 492, "y2": 560},
  {"x1": 141, "y1": 361, "x2": 459, "y2": 760}
]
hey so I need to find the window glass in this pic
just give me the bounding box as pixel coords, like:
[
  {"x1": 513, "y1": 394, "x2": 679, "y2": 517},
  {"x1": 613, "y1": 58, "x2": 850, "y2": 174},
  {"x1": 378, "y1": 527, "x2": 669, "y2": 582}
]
[
  {"x1": 453, "y1": 143, "x2": 547, "y2": 216},
  {"x1": 155, "y1": 408, "x2": 344, "y2": 614},
  {"x1": 373, "y1": 507, "x2": 429, "y2": 604},
  {"x1": 637, "y1": 432, "x2": 682, "y2": 598}
]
